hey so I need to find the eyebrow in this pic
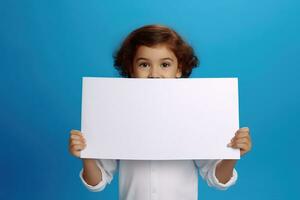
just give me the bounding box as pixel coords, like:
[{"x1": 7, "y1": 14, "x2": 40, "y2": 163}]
[
  {"x1": 135, "y1": 57, "x2": 149, "y2": 62},
  {"x1": 161, "y1": 57, "x2": 174, "y2": 61},
  {"x1": 135, "y1": 57, "x2": 174, "y2": 62}
]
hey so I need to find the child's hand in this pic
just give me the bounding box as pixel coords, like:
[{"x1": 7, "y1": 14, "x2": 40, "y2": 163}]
[
  {"x1": 227, "y1": 127, "x2": 252, "y2": 157},
  {"x1": 69, "y1": 129, "x2": 86, "y2": 158}
]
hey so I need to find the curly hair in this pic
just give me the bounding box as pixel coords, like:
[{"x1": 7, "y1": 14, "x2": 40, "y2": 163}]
[{"x1": 113, "y1": 24, "x2": 199, "y2": 78}]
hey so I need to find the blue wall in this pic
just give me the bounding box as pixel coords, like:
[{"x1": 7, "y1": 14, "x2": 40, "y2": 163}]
[{"x1": 1, "y1": 0, "x2": 299, "y2": 199}]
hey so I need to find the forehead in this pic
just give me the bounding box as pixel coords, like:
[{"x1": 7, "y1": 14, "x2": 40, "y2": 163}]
[{"x1": 134, "y1": 45, "x2": 177, "y2": 60}]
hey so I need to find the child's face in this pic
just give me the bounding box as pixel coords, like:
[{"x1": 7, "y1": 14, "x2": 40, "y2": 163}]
[{"x1": 131, "y1": 45, "x2": 182, "y2": 78}]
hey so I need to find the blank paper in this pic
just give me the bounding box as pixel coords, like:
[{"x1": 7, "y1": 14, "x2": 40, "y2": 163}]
[{"x1": 80, "y1": 77, "x2": 240, "y2": 160}]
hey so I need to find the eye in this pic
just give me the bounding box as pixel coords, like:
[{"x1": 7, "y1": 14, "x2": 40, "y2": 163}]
[
  {"x1": 138, "y1": 63, "x2": 150, "y2": 68},
  {"x1": 161, "y1": 62, "x2": 171, "y2": 68}
]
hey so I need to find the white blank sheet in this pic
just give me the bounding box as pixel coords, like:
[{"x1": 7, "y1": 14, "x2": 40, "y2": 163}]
[{"x1": 80, "y1": 77, "x2": 240, "y2": 160}]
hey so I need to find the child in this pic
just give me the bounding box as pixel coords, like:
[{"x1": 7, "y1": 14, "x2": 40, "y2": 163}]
[{"x1": 69, "y1": 24, "x2": 252, "y2": 200}]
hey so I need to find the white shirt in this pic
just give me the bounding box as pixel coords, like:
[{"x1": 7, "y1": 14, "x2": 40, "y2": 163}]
[{"x1": 80, "y1": 159, "x2": 238, "y2": 200}]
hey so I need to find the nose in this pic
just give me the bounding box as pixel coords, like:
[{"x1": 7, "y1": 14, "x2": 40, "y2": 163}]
[{"x1": 148, "y1": 67, "x2": 160, "y2": 78}]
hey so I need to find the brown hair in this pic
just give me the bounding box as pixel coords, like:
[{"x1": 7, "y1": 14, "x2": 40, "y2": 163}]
[{"x1": 113, "y1": 24, "x2": 199, "y2": 78}]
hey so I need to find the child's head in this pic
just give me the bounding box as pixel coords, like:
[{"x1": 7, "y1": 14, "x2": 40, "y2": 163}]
[{"x1": 113, "y1": 24, "x2": 199, "y2": 78}]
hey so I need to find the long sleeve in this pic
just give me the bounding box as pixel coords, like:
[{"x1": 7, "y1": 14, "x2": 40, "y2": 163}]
[
  {"x1": 79, "y1": 159, "x2": 118, "y2": 192},
  {"x1": 194, "y1": 159, "x2": 238, "y2": 190}
]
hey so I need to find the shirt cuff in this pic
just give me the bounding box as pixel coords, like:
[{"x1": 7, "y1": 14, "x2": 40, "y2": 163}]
[
  {"x1": 79, "y1": 161, "x2": 107, "y2": 192},
  {"x1": 208, "y1": 159, "x2": 238, "y2": 190}
]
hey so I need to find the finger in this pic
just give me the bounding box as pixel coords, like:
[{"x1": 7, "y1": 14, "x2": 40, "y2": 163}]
[
  {"x1": 238, "y1": 127, "x2": 249, "y2": 132},
  {"x1": 69, "y1": 149, "x2": 81, "y2": 157},
  {"x1": 71, "y1": 144, "x2": 86, "y2": 151},
  {"x1": 69, "y1": 137, "x2": 86, "y2": 149},
  {"x1": 230, "y1": 136, "x2": 248, "y2": 144},
  {"x1": 235, "y1": 132, "x2": 249, "y2": 138},
  {"x1": 231, "y1": 142, "x2": 249, "y2": 150},
  {"x1": 70, "y1": 129, "x2": 83, "y2": 136},
  {"x1": 236, "y1": 134, "x2": 251, "y2": 143},
  {"x1": 233, "y1": 137, "x2": 249, "y2": 145},
  {"x1": 70, "y1": 130, "x2": 82, "y2": 135},
  {"x1": 70, "y1": 134, "x2": 81, "y2": 140},
  {"x1": 70, "y1": 134, "x2": 86, "y2": 142},
  {"x1": 70, "y1": 133, "x2": 85, "y2": 142},
  {"x1": 71, "y1": 139, "x2": 86, "y2": 146}
]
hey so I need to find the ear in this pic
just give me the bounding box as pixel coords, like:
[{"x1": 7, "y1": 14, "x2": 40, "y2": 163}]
[{"x1": 176, "y1": 67, "x2": 182, "y2": 78}]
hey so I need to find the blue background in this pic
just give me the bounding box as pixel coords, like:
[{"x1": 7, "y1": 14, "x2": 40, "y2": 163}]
[{"x1": 1, "y1": 0, "x2": 299, "y2": 199}]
